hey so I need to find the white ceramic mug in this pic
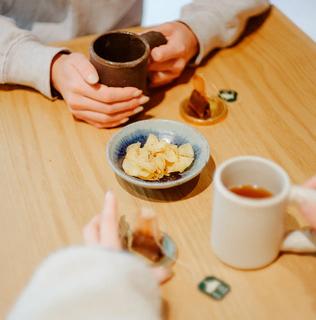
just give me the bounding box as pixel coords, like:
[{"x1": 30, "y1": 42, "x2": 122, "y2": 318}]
[{"x1": 211, "y1": 156, "x2": 316, "y2": 269}]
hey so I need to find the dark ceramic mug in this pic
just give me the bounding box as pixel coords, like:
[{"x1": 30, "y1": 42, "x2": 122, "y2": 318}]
[{"x1": 89, "y1": 31, "x2": 167, "y2": 91}]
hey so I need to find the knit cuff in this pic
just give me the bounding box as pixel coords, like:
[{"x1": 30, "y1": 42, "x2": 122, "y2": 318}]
[{"x1": 2, "y1": 34, "x2": 68, "y2": 99}]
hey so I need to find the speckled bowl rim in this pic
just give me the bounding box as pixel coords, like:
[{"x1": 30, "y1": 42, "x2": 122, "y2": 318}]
[{"x1": 106, "y1": 119, "x2": 210, "y2": 189}]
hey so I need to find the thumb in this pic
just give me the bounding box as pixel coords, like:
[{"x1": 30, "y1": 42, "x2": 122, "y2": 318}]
[
  {"x1": 71, "y1": 53, "x2": 99, "y2": 85},
  {"x1": 99, "y1": 191, "x2": 122, "y2": 249},
  {"x1": 151, "y1": 46, "x2": 164, "y2": 62},
  {"x1": 151, "y1": 44, "x2": 177, "y2": 63}
]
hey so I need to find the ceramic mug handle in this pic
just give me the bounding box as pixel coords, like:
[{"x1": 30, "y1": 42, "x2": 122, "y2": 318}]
[
  {"x1": 140, "y1": 31, "x2": 167, "y2": 50},
  {"x1": 281, "y1": 186, "x2": 316, "y2": 253}
]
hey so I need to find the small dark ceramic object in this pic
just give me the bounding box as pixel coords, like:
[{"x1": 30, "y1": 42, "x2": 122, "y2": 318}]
[{"x1": 90, "y1": 31, "x2": 167, "y2": 91}]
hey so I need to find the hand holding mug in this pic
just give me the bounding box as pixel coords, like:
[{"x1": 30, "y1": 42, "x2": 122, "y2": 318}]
[
  {"x1": 148, "y1": 22, "x2": 199, "y2": 87},
  {"x1": 89, "y1": 31, "x2": 167, "y2": 91},
  {"x1": 51, "y1": 53, "x2": 148, "y2": 128}
]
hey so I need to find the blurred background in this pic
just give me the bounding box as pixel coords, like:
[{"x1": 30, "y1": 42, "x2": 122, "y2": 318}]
[{"x1": 143, "y1": 0, "x2": 316, "y2": 41}]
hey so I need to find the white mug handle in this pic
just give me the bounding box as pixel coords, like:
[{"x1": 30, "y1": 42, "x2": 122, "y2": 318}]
[
  {"x1": 289, "y1": 185, "x2": 316, "y2": 205},
  {"x1": 281, "y1": 185, "x2": 316, "y2": 253}
]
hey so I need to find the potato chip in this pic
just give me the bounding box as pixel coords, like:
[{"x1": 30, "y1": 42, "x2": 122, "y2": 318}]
[
  {"x1": 126, "y1": 142, "x2": 141, "y2": 153},
  {"x1": 163, "y1": 148, "x2": 178, "y2": 163},
  {"x1": 125, "y1": 142, "x2": 141, "y2": 160},
  {"x1": 153, "y1": 155, "x2": 166, "y2": 172},
  {"x1": 123, "y1": 158, "x2": 152, "y2": 178},
  {"x1": 166, "y1": 156, "x2": 193, "y2": 174},
  {"x1": 178, "y1": 143, "x2": 194, "y2": 158},
  {"x1": 122, "y1": 134, "x2": 194, "y2": 180},
  {"x1": 144, "y1": 134, "x2": 159, "y2": 149},
  {"x1": 122, "y1": 159, "x2": 139, "y2": 176}
]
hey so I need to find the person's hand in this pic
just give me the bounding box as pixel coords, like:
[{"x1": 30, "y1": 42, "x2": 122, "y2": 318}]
[
  {"x1": 51, "y1": 53, "x2": 149, "y2": 128},
  {"x1": 148, "y1": 21, "x2": 198, "y2": 87},
  {"x1": 300, "y1": 176, "x2": 316, "y2": 229},
  {"x1": 83, "y1": 191, "x2": 172, "y2": 284}
]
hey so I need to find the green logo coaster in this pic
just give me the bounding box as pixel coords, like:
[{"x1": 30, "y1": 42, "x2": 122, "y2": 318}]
[
  {"x1": 218, "y1": 89, "x2": 238, "y2": 102},
  {"x1": 198, "y1": 276, "x2": 230, "y2": 300}
]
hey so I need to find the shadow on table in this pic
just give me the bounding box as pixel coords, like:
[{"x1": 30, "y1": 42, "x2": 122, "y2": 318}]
[
  {"x1": 198, "y1": 7, "x2": 271, "y2": 67},
  {"x1": 161, "y1": 299, "x2": 170, "y2": 320},
  {"x1": 236, "y1": 7, "x2": 271, "y2": 44},
  {"x1": 135, "y1": 67, "x2": 196, "y2": 117},
  {"x1": 116, "y1": 155, "x2": 216, "y2": 203},
  {"x1": 0, "y1": 84, "x2": 37, "y2": 93},
  {"x1": 127, "y1": 84, "x2": 167, "y2": 123}
]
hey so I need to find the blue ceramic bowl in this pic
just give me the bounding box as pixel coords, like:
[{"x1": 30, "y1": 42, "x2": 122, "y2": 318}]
[{"x1": 106, "y1": 119, "x2": 210, "y2": 189}]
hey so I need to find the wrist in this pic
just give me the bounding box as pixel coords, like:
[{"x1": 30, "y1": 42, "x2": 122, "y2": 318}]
[
  {"x1": 50, "y1": 51, "x2": 70, "y2": 97},
  {"x1": 175, "y1": 21, "x2": 199, "y2": 60}
]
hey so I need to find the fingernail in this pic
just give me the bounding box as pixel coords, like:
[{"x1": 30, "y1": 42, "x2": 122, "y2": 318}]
[
  {"x1": 133, "y1": 89, "x2": 143, "y2": 97},
  {"x1": 139, "y1": 96, "x2": 150, "y2": 104},
  {"x1": 104, "y1": 190, "x2": 113, "y2": 206},
  {"x1": 87, "y1": 74, "x2": 99, "y2": 84},
  {"x1": 105, "y1": 190, "x2": 114, "y2": 198},
  {"x1": 133, "y1": 106, "x2": 144, "y2": 115},
  {"x1": 103, "y1": 190, "x2": 115, "y2": 214},
  {"x1": 120, "y1": 118, "x2": 129, "y2": 124}
]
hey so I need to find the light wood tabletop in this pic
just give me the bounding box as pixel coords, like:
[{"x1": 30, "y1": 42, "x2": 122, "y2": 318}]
[{"x1": 1, "y1": 7, "x2": 316, "y2": 320}]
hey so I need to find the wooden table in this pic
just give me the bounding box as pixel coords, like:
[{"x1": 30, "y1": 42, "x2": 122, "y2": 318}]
[{"x1": 1, "y1": 7, "x2": 316, "y2": 320}]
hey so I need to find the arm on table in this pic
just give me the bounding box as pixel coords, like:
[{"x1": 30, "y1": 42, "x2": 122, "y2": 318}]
[
  {"x1": 7, "y1": 247, "x2": 161, "y2": 320},
  {"x1": 0, "y1": 15, "x2": 65, "y2": 98},
  {"x1": 149, "y1": 0, "x2": 270, "y2": 86},
  {"x1": 180, "y1": 0, "x2": 271, "y2": 64}
]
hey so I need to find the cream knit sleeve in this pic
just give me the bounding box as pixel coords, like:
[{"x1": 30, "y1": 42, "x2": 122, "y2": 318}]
[
  {"x1": 0, "y1": 16, "x2": 66, "y2": 98},
  {"x1": 7, "y1": 247, "x2": 161, "y2": 320},
  {"x1": 180, "y1": 0, "x2": 270, "y2": 64}
]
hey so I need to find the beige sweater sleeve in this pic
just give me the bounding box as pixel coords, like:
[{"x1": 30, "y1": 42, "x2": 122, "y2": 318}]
[
  {"x1": 180, "y1": 0, "x2": 270, "y2": 64},
  {"x1": 7, "y1": 247, "x2": 160, "y2": 320},
  {"x1": 0, "y1": 16, "x2": 66, "y2": 98}
]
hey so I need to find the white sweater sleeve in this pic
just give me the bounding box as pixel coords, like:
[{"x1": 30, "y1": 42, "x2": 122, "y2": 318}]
[
  {"x1": 7, "y1": 247, "x2": 161, "y2": 320},
  {"x1": 180, "y1": 0, "x2": 270, "y2": 64},
  {"x1": 0, "y1": 16, "x2": 67, "y2": 98}
]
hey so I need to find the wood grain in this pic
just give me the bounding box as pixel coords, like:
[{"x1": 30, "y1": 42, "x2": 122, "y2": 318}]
[{"x1": 1, "y1": 7, "x2": 316, "y2": 319}]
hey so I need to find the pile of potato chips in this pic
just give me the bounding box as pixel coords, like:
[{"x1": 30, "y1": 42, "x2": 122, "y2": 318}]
[{"x1": 122, "y1": 134, "x2": 194, "y2": 181}]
